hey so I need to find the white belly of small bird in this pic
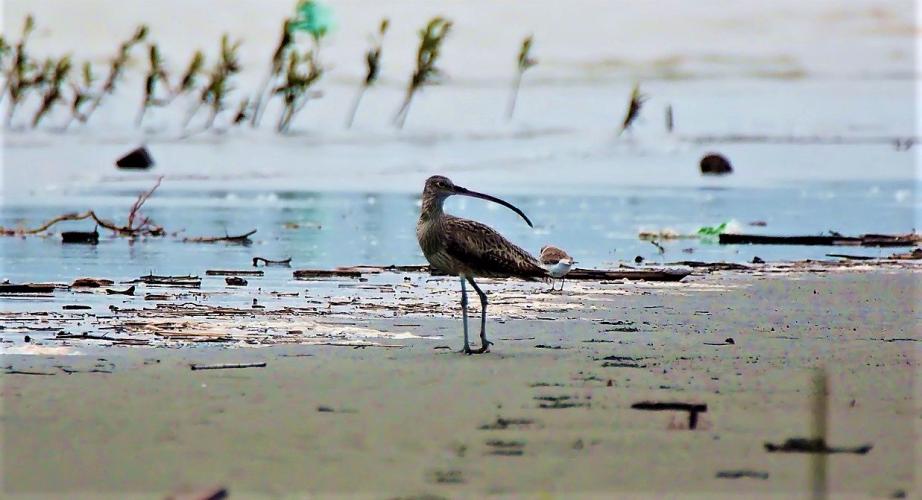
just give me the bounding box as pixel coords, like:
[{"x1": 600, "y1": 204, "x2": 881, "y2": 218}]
[{"x1": 546, "y1": 260, "x2": 572, "y2": 278}]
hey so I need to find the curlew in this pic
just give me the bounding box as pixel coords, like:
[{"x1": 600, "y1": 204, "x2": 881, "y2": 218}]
[
  {"x1": 417, "y1": 175, "x2": 546, "y2": 354},
  {"x1": 539, "y1": 245, "x2": 575, "y2": 292}
]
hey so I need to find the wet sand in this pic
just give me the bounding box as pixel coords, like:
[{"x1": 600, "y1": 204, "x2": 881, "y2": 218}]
[{"x1": 1, "y1": 269, "x2": 918, "y2": 498}]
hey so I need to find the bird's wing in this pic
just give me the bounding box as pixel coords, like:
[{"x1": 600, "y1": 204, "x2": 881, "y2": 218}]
[
  {"x1": 442, "y1": 217, "x2": 547, "y2": 280},
  {"x1": 540, "y1": 246, "x2": 570, "y2": 264}
]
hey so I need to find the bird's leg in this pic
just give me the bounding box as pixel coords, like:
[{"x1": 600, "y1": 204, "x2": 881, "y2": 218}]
[
  {"x1": 460, "y1": 277, "x2": 472, "y2": 354},
  {"x1": 466, "y1": 277, "x2": 491, "y2": 353},
  {"x1": 558, "y1": 278, "x2": 565, "y2": 292},
  {"x1": 546, "y1": 278, "x2": 556, "y2": 293}
]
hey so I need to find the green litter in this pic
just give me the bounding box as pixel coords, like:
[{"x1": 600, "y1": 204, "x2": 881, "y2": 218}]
[
  {"x1": 290, "y1": 0, "x2": 334, "y2": 38},
  {"x1": 697, "y1": 222, "x2": 728, "y2": 237}
]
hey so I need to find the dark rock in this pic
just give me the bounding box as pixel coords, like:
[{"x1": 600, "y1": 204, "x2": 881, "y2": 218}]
[
  {"x1": 225, "y1": 277, "x2": 248, "y2": 286},
  {"x1": 751, "y1": 256, "x2": 765, "y2": 264},
  {"x1": 116, "y1": 146, "x2": 154, "y2": 170},
  {"x1": 700, "y1": 153, "x2": 733, "y2": 175}
]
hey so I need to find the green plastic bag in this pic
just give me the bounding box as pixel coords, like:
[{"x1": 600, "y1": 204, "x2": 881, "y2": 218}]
[
  {"x1": 697, "y1": 222, "x2": 728, "y2": 237},
  {"x1": 290, "y1": 0, "x2": 333, "y2": 38}
]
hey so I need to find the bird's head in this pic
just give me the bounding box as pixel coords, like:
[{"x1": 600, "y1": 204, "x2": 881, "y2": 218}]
[{"x1": 421, "y1": 175, "x2": 533, "y2": 228}]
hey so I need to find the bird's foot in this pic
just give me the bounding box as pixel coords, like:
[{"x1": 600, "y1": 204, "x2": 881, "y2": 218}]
[
  {"x1": 461, "y1": 345, "x2": 474, "y2": 355},
  {"x1": 472, "y1": 338, "x2": 493, "y2": 354}
]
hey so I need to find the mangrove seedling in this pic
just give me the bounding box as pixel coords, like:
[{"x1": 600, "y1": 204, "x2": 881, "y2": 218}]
[
  {"x1": 0, "y1": 35, "x2": 10, "y2": 79},
  {"x1": 619, "y1": 82, "x2": 646, "y2": 136},
  {"x1": 253, "y1": 1, "x2": 331, "y2": 128},
  {"x1": 184, "y1": 35, "x2": 242, "y2": 130},
  {"x1": 250, "y1": 18, "x2": 293, "y2": 127},
  {"x1": 136, "y1": 44, "x2": 170, "y2": 126},
  {"x1": 63, "y1": 62, "x2": 95, "y2": 129},
  {"x1": 393, "y1": 17, "x2": 452, "y2": 128},
  {"x1": 346, "y1": 18, "x2": 389, "y2": 128},
  {"x1": 665, "y1": 104, "x2": 674, "y2": 133},
  {"x1": 82, "y1": 24, "x2": 148, "y2": 123},
  {"x1": 4, "y1": 15, "x2": 36, "y2": 127},
  {"x1": 507, "y1": 35, "x2": 537, "y2": 120},
  {"x1": 174, "y1": 50, "x2": 205, "y2": 99},
  {"x1": 275, "y1": 50, "x2": 323, "y2": 133},
  {"x1": 31, "y1": 55, "x2": 72, "y2": 128},
  {"x1": 232, "y1": 97, "x2": 250, "y2": 125}
]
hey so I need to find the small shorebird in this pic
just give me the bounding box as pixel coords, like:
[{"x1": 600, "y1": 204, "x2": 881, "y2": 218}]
[
  {"x1": 540, "y1": 245, "x2": 575, "y2": 292},
  {"x1": 417, "y1": 175, "x2": 546, "y2": 354}
]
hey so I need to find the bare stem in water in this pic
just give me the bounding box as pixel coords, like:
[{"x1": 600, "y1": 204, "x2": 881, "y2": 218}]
[
  {"x1": 82, "y1": 24, "x2": 148, "y2": 124},
  {"x1": 4, "y1": 15, "x2": 36, "y2": 127},
  {"x1": 31, "y1": 55, "x2": 72, "y2": 128},
  {"x1": 136, "y1": 43, "x2": 170, "y2": 127},
  {"x1": 186, "y1": 34, "x2": 241, "y2": 130},
  {"x1": 619, "y1": 82, "x2": 647, "y2": 136},
  {"x1": 275, "y1": 49, "x2": 323, "y2": 133},
  {"x1": 251, "y1": 19, "x2": 293, "y2": 128},
  {"x1": 393, "y1": 17, "x2": 451, "y2": 129},
  {"x1": 346, "y1": 18, "x2": 388, "y2": 128},
  {"x1": 507, "y1": 35, "x2": 536, "y2": 120}
]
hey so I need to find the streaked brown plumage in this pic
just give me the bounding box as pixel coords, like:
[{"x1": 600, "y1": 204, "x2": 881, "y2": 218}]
[
  {"x1": 539, "y1": 245, "x2": 575, "y2": 292},
  {"x1": 417, "y1": 175, "x2": 546, "y2": 354}
]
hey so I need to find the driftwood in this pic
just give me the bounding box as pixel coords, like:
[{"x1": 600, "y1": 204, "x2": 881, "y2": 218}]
[
  {"x1": 889, "y1": 248, "x2": 921, "y2": 260},
  {"x1": 720, "y1": 233, "x2": 919, "y2": 247},
  {"x1": 190, "y1": 362, "x2": 266, "y2": 371},
  {"x1": 183, "y1": 229, "x2": 256, "y2": 244},
  {"x1": 165, "y1": 485, "x2": 228, "y2": 500},
  {"x1": 764, "y1": 438, "x2": 872, "y2": 455},
  {"x1": 384, "y1": 264, "x2": 431, "y2": 272},
  {"x1": 72, "y1": 278, "x2": 114, "y2": 288},
  {"x1": 565, "y1": 268, "x2": 690, "y2": 282},
  {"x1": 252, "y1": 256, "x2": 292, "y2": 267},
  {"x1": 4, "y1": 369, "x2": 56, "y2": 376},
  {"x1": 826, "y1": 254, "x2": 875, "y2": 261},
  {"x1": 294, "y1": 269, "x2": 363, "y2": 279},
  {"x1": 128, "y1": 274, "x2": 201, "y2": 287},
  {"x1": 0, "y1": 177, "x2": 164, "y2": 237},
  {"x1": 716, "y1": 470, "x2": 769, "y2": 480},
  {"x1": 0, "y1": 283, "x2": 56, "y2": 294},
  {"x1": 631, "y1": 401, "x2": 708, "y2": 429},
  {"x1": 53, "y1": 333, "x2": 112, "y2": 340},
  {"x1": 668, "y1": 261, "x2": 751, "y2": 271},
  {"x1": 206, "y1": 270, "x2": 264, "y2": 276}
]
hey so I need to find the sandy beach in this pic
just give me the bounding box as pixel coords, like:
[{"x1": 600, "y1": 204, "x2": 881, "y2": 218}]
[{"x1": 1, "y1": 267, "x2": 917, "y2": 498}]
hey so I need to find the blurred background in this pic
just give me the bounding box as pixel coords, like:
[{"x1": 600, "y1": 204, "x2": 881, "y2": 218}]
[{"x1": 1, "y1": 0, "x2": 918, "y2": 281}]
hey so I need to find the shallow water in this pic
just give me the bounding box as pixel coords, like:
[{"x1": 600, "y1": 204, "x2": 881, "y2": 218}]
[{"x1": 0, "y1": 177, "x2": 917, "y2": 284}]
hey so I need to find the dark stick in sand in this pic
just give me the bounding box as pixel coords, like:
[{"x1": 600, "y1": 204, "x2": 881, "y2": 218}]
[{"x1": 190, "y1": 362, "x2": 267, "y2": 371}]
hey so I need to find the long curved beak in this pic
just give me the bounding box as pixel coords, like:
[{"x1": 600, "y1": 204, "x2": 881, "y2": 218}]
[{"x1": 454, "y1": 185, "x2": 533, "y2": 228}]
